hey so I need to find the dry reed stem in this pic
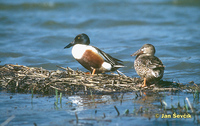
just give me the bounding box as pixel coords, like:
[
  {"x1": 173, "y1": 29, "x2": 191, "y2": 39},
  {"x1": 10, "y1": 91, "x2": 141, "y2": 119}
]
[{"x1": 0, "y1": 64, "x2": 196, "y2": 95}]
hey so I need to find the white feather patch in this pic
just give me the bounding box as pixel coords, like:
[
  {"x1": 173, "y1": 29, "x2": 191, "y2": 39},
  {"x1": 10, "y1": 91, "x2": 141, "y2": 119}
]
[
  {"x1": 72, "y1": 44, "x2": 98, "y2": 59},
  {"x1": 152, "y1": 71, "x2": 162, "y2": 78},
  {"x1": 102, "y1": 62, "x2": 112, "y2": 70}
]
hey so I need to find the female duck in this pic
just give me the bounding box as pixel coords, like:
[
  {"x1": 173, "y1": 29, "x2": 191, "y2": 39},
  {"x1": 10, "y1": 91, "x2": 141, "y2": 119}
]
[{"x1": 131, "y1": 44, "x2": 164, "y2": 87}]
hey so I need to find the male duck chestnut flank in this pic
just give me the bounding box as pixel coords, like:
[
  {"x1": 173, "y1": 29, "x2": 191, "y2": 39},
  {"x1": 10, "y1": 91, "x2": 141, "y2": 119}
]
[
  {"x1": 64, "y1": 33, "x2": 124, "y2": 75},
  {"x1": 131, "y1": 44, "x2": 165, "y2": 87}
]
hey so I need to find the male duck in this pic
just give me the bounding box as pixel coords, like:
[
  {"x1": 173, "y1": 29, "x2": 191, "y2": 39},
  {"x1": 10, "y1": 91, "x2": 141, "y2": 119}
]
[{"x1": 64, "y1": 33, "x2": 124, "y2": 75}]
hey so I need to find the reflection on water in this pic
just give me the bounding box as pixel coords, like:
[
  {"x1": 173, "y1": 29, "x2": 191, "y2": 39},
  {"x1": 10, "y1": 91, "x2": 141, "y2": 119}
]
[{"x1": 0, "y1": 91, "x2": 199, "y2": 125}]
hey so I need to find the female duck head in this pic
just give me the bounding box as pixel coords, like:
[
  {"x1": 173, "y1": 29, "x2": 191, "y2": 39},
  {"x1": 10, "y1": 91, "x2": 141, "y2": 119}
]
[{"x1": 131, "y1": 44, "x2": 156, "y2": 56}]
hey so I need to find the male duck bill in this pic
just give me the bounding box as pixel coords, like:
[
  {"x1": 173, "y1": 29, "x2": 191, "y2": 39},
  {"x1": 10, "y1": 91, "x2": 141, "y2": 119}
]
[
  {"x1": 131, "y1": 44, "x2": 165, "y2": 87},
  {"x1": 64, "y1": 33, "x2": 124, "y2": 75}
]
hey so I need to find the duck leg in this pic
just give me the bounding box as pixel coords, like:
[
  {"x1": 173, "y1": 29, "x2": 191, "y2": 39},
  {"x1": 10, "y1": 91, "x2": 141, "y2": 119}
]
[
  {"x1": 92, "y1": 69, "x2": 96, "y2": 75},
  {"x1": 142, "y1": 77, "x2": 147, "y2": 87},
  {"x1": 84, "y1": 72, "x2": 91, "y2": 74}
]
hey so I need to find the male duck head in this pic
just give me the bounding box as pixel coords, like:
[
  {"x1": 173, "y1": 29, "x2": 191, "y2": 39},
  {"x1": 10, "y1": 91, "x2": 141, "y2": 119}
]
[{"x1": 64, "y1": 33, "x2": 90, "y2": 48}]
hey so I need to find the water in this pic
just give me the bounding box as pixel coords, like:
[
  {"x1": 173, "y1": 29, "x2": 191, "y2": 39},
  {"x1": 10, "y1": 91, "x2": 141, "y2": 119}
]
[
  {"x1": 0, "y1": 92, "x2": 197, "y2": 126},
  {"x1": 0, "y1": 0, "x2": 200, "y2": 125},
  {"x1": 1, "y1": 0, "x2": 200, "y2": 83}
]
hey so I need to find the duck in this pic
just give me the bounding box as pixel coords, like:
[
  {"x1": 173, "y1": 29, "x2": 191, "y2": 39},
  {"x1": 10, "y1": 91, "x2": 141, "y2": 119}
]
[
  {"x1": 131, "y1": 44, "x2": 165, "y2": 87},
  {"x1": 64, "y1": 33, "x2": 124, "y2": 75}
]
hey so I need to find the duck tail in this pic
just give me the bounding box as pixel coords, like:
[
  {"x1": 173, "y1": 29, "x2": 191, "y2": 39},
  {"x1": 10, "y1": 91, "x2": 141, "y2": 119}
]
[{"x1": 113, "y1": 64, "x2": 125, "y2": 68}]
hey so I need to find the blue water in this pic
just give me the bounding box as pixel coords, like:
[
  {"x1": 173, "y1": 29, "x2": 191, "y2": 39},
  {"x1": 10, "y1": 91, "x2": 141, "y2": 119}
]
[
  {"x1": 0, "y1": 92, "x2": 197, "y2": 126},
  {"x1": 1, "y1": 0, "x2": 200, "y2": 84},
  {"x1": 0, "y1": 0, "x2": 200, "y2": 125}
]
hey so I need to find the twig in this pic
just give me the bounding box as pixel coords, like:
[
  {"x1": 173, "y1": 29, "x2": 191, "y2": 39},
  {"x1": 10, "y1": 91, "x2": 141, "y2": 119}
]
[
  {"x1": 1, "y1": 115, "x2": 15, "y2": 126},
  {"x1": 186, "y1": 97, "x2": 194, "y2": 113},
  {"x1": 114, "y1": 105, "x2": 120, "y2": 116},
  {"x1": 56, "y1": 65, "x2": 69, "y2": 71},
  {"x1": 75, "y1": 112, "x2": 78, "y2": 123},
  {"x1": 116, "y1": 70, "x2": 127, "y2": 77}
]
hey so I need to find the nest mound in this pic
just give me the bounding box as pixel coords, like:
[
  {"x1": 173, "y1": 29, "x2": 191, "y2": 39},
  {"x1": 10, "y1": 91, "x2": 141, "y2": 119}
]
[{"x1": 0, "y1": 64, "x2": 193, "y2": 95}]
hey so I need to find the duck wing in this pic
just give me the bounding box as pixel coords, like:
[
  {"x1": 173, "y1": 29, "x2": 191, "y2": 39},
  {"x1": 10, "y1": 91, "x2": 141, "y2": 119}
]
[
  {"x1": 140, "y1": 56, "x2": 164, "y2": 69},
  {"x1": 93, "y1": 46, "x2": 124, "y2": 67}
]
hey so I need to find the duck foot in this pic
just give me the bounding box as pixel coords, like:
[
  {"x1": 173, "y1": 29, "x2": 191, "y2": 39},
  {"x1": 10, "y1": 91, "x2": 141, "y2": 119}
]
[
  {"x1": 141, "y1": 77, "x2": 147, "y2": 87},
  {"x1": 92, "y1": 69, "x2": 96, "y2": 75},
  {"x1": 84, "y1": 72, "x2": 91, "y2": 74}
]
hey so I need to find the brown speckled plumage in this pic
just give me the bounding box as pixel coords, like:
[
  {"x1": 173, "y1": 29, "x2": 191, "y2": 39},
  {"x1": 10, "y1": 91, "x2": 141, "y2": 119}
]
[{"x1": 131, "y1": 44, "x2": 164, "y2": 86}]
